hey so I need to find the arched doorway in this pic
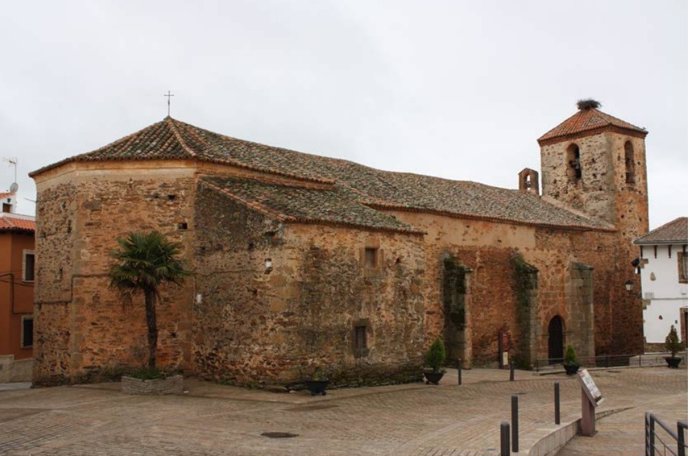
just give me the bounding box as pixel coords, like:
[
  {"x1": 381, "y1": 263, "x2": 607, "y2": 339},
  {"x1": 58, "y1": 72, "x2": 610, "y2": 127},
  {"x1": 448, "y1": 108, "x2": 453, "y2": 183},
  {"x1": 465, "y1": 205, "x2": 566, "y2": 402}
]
[{"x1": 548, "y1": 316, "x2": 564, "y2": 364}]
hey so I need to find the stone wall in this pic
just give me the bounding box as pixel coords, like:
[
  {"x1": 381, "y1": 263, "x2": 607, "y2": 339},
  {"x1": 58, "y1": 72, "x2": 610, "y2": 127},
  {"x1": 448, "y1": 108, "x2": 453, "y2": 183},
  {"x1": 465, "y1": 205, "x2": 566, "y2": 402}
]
[
  {"x1": 540, "y1": 131, "x2": 648, "y2": 356},
  {"x1": 540, "y1": 131, "x2": 648, "y2": 232},
  {"x1": 33, "y1": 166, "x2": 197, "y2": 384},
  {"x1": 193, "y1": 181, "x2": 426, "y2": 386},
  {"x1": 383, "y1": 211, "x2": 641, "y2": 366},
  {"x1": 121, "y1": 374, "x2": 184, "y2": 395},
  {"x1": 0, "y1": 355, "x2": 33, "y2": 382},
  {"x1": 31, "y1": 152, "x2": 645, "y2": 385}
]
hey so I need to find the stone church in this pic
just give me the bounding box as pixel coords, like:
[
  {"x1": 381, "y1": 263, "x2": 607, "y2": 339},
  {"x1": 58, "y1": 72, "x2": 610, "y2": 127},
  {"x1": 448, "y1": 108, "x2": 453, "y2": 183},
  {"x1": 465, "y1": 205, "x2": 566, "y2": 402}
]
[{"x1": 30, "y1": 102, "x2": 648, "y2": 386}]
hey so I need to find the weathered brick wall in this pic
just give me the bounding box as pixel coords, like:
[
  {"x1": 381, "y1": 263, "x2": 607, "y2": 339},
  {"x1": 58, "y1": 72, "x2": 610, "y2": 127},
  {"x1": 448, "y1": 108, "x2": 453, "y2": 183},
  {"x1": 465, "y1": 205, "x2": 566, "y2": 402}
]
[
  {"x1": 383, "y1": 211, "x2": 641, "y2": 367},
  {"x1": 32, "y1": 147, "x2": 645, "y2": 386},
  {"x1": 541, "y1": 132, "x2": 648, "y2": 237},
  {"x1": 193, "y1": 181, "x2": 426, "y2": 386},
  {"x1": 571, "y1": 230, "x2": 643, "y2": 355},
  {"x1": 33, "y1": 166, "x2": 197, "y2": 384}
]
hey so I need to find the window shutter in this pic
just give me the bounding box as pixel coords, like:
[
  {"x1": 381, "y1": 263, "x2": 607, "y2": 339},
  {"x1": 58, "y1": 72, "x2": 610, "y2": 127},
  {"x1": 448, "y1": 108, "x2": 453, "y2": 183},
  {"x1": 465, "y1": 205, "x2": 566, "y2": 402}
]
[{"x1": 678, "y1": 251, "x2": 688, "y2": 284}]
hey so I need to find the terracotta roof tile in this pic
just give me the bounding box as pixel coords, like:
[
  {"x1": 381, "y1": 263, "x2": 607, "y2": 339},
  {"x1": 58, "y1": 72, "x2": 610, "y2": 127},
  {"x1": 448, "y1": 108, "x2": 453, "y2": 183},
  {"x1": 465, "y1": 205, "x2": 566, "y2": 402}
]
[
  {"x1": 538, "y1": 108, "x2": 646, "y2": 144},
  {"x1": 201, "y1": 176, "x2": 421, "y2": 234},
  {"x1": 634, "y1": 217, "x2": 687, "y2": 245},
  {"x1": 0, "y1": 214, "x2": 36, "y2": 233},
  {"x1": 33, "y1": 117, "x2": 612, "y2": 231}
]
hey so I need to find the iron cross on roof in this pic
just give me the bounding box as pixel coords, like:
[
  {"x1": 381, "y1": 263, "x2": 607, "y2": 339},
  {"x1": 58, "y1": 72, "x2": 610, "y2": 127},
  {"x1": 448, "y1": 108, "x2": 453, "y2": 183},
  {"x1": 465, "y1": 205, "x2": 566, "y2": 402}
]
[{"x1": 164, "y1": 90, "x2": 174, "y2": 116}]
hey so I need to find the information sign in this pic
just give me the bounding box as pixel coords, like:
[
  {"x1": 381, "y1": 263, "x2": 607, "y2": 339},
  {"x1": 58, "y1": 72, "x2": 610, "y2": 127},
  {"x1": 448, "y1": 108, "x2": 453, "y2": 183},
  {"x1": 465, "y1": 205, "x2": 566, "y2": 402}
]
[{"x1": 577, "y1": 369, "x2": 604, "y2": 406}]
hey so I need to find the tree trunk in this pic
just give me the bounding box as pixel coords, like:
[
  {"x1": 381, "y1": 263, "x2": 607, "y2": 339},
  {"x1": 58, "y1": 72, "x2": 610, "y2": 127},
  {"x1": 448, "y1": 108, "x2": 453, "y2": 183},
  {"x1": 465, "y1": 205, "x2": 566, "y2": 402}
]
[{"x1": 144, "y1": 289, "x2": 158, "y2": 369}]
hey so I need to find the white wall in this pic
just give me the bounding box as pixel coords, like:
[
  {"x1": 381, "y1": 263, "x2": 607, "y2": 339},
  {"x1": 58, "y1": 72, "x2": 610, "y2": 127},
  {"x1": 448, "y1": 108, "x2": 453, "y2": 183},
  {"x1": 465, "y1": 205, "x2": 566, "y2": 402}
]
[{"x1": 640, "y1": 244, "x2": 687, "y2": 343}]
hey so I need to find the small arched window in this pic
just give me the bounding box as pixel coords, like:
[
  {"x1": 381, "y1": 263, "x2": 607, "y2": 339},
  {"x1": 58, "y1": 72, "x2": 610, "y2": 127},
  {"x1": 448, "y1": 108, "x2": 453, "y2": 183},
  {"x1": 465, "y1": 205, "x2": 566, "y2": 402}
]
[
  {"x1": 566, "y1": 144, "x2": 582, "y2": 184},
  {"x1": 624, "y1": 141, "x2": 635, "y2": 184}
]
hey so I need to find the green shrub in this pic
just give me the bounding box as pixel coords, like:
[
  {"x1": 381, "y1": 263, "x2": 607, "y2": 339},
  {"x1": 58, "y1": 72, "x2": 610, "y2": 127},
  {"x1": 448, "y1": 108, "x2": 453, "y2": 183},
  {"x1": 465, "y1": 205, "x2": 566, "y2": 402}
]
[
  {"x1": 127, "y1": 367, "x2": 168, "y2": 380},
  {"x1": 425, "y1": 338, "x2": 446, "y2": 373},
  {"x1": 665, "y1": 325, "x2": 683, "y2": 357},
  {"x1": 310, "y1": 367, "x2": 328, "y2": 381},
  {"x1": 564, "y1": 345, "x2": 578, "y2": 365}
]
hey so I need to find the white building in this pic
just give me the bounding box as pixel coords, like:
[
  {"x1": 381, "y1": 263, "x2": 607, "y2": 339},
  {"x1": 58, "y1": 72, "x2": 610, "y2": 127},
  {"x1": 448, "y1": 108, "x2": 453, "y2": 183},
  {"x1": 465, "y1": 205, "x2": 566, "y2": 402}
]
[{"x1": 634, "y1": 217, "x2": 688, "y2": 349}]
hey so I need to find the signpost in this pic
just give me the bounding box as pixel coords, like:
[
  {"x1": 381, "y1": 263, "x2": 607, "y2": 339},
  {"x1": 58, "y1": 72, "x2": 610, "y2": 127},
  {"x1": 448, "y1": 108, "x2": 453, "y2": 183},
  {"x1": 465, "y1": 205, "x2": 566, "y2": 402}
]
[{"x1": 576, "y1": 369, "x2": 604, "y2": 436}]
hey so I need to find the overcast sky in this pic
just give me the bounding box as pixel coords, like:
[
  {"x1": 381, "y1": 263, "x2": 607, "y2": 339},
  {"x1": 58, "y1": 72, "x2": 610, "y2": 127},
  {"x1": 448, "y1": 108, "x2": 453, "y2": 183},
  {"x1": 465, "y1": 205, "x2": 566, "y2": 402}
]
[{"x1": 1, "y1": 0, "x2": 686, "y2": 229}]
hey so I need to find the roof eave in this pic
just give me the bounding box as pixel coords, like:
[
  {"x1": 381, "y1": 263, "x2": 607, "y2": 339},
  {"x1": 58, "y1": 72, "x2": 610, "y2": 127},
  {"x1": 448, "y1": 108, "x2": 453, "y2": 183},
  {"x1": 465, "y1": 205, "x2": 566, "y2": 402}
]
[
  {"x1": 537, "y1": 125, "x2": 648, "y2": 146},
  {"x1": 367, "y1": 203, "x2": 614, "y2": 232},
  {"x1": 634, "y1": 239, "x2": 688, "y2": 246}
]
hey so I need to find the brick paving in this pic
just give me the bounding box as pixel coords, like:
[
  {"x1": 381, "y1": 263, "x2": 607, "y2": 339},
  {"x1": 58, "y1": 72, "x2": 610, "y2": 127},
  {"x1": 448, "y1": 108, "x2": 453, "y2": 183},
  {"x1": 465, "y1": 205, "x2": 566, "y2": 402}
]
[
  {"x1": 0, "y1": 367, "x2": 685, "y2": 455},
  {"x1": 557, "y1": 378, "x2": 688, "y2": 456}
]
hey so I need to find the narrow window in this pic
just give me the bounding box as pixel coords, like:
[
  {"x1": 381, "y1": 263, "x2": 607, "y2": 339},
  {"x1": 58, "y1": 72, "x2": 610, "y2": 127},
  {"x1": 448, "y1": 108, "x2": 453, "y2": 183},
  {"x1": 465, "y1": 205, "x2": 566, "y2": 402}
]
[
  {"x1": 22, "y1": 250, "x2": 35, "y2": 282},
  {"x1": 2, "y1": 203, "x2": 10, "y2": 213},
  {"x1": 21, "y1": 316, "x2": 33, "y2": 348},
  {"x1": 354, "y1": 325, "x2": 368, "y2": 357},
  {"x1": 624, "y1": 141, "x2": 635, "y2": 184},
  {"x1": 678, "y1": 251, "x2": 688, "y2": 284},
  {"x1": 566, "y1": 144, "x2": 582, "y2": 184},
  {"x1": 364, "y1": 247, "x2": 378, "y2": 268}
]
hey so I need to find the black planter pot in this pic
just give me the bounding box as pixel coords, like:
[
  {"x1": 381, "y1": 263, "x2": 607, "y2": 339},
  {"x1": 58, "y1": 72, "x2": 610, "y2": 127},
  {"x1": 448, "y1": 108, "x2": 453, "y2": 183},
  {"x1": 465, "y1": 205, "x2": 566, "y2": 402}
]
[
  {"x1": 305, "y1": 379, "x2": 329, "y2": 395},
  {"x1": 423, "y1": 370, "x2": 445, "y2": 385},
  {"x1": 664, "y1": 356, "x2": 682, "y2": 369},
  {"x1": 563, "y1": 363, "x2": 580, "y2": 376}
]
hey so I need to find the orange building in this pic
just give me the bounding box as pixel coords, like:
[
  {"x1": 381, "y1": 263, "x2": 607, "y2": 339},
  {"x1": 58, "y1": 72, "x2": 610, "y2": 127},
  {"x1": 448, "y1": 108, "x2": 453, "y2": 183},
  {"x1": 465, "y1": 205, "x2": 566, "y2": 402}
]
[{"x1": 0, "y1": 192, "x2": 35, "y2": 361}]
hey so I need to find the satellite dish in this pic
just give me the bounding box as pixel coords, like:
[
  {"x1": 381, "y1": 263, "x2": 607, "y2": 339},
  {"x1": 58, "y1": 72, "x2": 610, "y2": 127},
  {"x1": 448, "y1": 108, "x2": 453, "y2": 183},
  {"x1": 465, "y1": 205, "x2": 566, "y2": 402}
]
[{"x1": 9, "y1": 182, "x2": 18, "y2": 193}]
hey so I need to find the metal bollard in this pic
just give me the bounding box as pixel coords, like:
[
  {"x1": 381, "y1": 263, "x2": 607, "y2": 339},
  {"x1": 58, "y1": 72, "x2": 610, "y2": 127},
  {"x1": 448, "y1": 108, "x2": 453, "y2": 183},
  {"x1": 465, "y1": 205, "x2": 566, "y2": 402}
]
[
  {"x1": 511, "y1": 395, "x2": 519, "y2": 452},
  {"x1": 554, "y1": 382, "x2": 560, "y2": 424},
  {"x1": 509, "y1": 361, "x2": 515, "y2": 381},
  {"x1": 500, "y1": 421, "x2": 510, "y2": 456},
  {"x1": 457, "y1": 358, "x2": 462, "y2": 385},
  {"x1": 677, "y1": 420, "x2": 686, "y2": 456}
]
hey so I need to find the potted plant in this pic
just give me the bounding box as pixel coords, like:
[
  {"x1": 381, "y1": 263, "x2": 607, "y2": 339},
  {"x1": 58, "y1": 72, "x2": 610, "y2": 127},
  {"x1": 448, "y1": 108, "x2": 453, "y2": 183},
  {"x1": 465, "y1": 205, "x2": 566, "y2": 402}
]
[
  {"x1": 563, "y1": 345, "x2": 580, "y2": 376},
  {"x1": 664, "y1": 325, "x2": 683, "y2": 368},
  {"x1": 304, "y1": 367, "x2": 330, "y2": 396},
  {"x1": 423, "y1": 337, "x2": 446, "y2": 385}
]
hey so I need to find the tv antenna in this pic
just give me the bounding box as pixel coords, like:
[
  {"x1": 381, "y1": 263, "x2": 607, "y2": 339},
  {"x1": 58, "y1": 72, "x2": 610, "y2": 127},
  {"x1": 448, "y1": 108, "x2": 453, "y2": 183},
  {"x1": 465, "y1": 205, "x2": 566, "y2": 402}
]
[{"x1": 3, "y1": 158, "x2": 17, "y2": 194}]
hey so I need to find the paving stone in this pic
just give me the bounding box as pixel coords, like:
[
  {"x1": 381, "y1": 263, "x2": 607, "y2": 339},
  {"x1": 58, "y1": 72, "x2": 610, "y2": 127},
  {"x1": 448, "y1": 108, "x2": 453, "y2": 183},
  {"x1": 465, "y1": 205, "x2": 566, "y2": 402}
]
[{"x1": 0, "y1": 367, "x2": 685, "y2": 455}]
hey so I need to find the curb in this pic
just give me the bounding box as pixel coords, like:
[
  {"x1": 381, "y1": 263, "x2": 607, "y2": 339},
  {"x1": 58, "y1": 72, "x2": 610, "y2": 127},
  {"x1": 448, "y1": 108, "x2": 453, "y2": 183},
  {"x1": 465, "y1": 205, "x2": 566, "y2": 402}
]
[{"x1": 518, "y1": 407, "x2": 632, "y2": 456}]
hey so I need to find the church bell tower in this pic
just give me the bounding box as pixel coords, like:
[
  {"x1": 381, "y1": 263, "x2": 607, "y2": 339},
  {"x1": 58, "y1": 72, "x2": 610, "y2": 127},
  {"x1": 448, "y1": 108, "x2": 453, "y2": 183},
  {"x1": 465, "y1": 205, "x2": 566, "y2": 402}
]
[{"x1": 537, "y1": 100, "x2": 649, "y2": 241}]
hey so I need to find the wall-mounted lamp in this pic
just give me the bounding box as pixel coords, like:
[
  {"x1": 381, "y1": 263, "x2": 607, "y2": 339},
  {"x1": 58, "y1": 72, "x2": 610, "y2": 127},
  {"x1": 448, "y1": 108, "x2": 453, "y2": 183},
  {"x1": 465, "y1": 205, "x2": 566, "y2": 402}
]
[
  {"x1": 264, "y1": 258, "x2": 273, "y2": 274},
  {"x1": 624, "y1": 280, "x2": 633, "y2": 292}
]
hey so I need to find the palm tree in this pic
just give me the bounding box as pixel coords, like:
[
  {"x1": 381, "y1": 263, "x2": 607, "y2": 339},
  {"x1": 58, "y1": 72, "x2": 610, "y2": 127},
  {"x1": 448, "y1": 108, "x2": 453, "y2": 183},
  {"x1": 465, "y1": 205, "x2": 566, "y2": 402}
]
[{"x1": 109, "y1": 231, "x2": 189, "y2": 369}]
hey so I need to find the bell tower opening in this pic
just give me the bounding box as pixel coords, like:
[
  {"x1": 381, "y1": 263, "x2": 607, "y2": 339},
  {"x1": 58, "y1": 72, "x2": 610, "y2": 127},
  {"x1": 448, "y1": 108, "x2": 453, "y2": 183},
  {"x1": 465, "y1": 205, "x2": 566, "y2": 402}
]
[
  {"x1": 624, "y1": 141, "x2": 635, "y2": 184},
  {"x1": 566, "y1": 144, "x2": 582, "y2": 184}
]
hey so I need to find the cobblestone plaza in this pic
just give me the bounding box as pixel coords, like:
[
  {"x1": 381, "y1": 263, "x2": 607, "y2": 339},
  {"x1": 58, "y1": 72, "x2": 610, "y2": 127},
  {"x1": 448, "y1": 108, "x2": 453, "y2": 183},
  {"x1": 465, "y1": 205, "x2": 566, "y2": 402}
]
[{"x1": 0, "y1": 367, "x2": 686, "y2": 455}]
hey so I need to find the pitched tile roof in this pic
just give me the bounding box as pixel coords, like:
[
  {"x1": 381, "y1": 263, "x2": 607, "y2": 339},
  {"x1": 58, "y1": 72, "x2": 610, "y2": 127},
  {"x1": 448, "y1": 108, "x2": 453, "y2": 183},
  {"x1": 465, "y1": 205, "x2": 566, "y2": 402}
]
[
  {"x1": 0, "y1": 214, "x2": 36, "y2": 233},
  {"x1": 538, "y1": 108, "x2": 647, "y2": 145},
  {"x1": 32, "y1": 117, "x2": 613, "y2": 232},
  {"x1": 634, "y1": 217, "x2": 688, "y2": 245},
  {"x1": 201, "y1": 176, "x2": 422, "y2": 234},
  {"x1": 30, "y1": 118, "x2": 334, "y2": 184}
]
